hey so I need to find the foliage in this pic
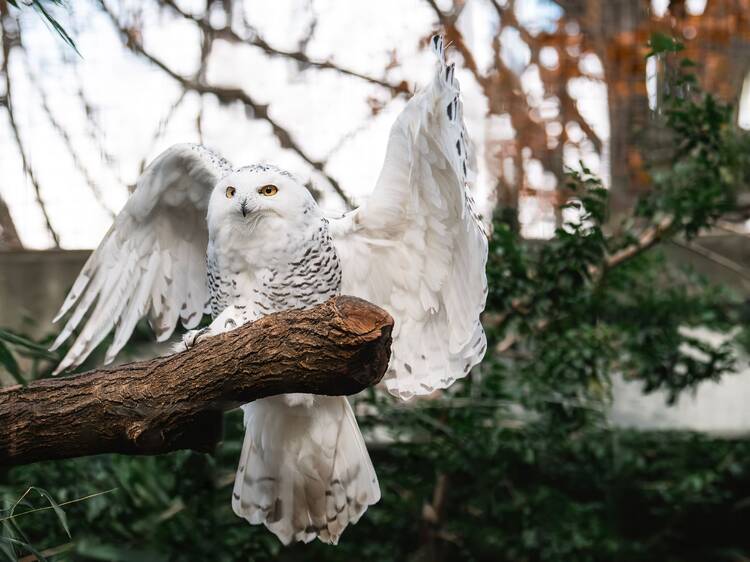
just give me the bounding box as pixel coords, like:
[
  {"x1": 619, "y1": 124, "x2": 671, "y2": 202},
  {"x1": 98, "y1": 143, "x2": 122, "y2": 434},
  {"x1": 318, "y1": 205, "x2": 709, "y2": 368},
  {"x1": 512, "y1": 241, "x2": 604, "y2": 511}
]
[
  {"x1": 3, "y1": 36, "x2": 750, "y2": 562},
  {"x1": 0, "y1": 329, "x2": 59, "y2": 385},
  {"x1": 5, "y1": 1, "x2": 78, "y2": 54}
]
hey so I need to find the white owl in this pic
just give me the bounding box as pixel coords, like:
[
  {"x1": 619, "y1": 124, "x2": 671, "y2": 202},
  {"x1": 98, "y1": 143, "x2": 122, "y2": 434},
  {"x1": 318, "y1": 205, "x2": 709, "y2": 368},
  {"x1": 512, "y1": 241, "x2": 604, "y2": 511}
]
[{"x1": 51, "y1": 36, "x2": 488, "y2": 545}]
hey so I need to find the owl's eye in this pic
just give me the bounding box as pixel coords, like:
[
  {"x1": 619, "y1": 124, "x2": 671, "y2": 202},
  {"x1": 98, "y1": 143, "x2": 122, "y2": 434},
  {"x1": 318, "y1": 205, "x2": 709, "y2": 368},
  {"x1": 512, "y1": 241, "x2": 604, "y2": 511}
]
[
  {"x1": 259, "y1": 185, "x2": 278, "y2": 197},
  {"x1": 225, "y1": 186, "x2": 236, "y2": 199}
]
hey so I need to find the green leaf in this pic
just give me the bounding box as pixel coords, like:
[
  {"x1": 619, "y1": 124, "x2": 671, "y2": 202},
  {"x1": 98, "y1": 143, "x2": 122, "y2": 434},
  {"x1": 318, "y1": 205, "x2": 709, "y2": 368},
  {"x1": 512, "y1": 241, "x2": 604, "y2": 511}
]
[
  {"x1": 5, "y1": 0, "x2": 80, "y2": 56},
  {"x1": 0, "y1": 343, "x2": 22, "y2": 385},
  {"x1": 646, "y1": 32, "x2": 684, "y2": 58},
  {"x1": 31, "y1": 1, "x2": 81, "y2": 56},
  {"x1": 27, "y1": 488, "x2": 70, "y2": 539},
  {"x1": 0, "y1": 537, "x2": 46, "y2": 562},
  {"x1": 0, "y1": 330, "x2": 57, "y2": 360}
]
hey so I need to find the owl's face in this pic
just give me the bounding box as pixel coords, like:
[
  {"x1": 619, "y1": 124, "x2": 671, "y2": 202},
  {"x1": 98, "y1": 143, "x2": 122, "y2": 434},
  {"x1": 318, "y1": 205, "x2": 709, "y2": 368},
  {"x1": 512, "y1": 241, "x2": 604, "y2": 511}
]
[{"x1": 207, "y1": 166, "x2": 318, "y2": 236}]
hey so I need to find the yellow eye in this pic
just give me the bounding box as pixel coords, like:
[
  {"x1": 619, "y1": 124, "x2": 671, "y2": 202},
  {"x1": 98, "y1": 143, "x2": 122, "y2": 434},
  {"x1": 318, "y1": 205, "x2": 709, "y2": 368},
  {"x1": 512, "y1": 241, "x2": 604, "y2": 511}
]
[
  {"x1": 225, "y1": 186, "x2": 236, "y2": 199},
  {"x1": 259, "y1": 185, "x2": 278, "y2": 197}
]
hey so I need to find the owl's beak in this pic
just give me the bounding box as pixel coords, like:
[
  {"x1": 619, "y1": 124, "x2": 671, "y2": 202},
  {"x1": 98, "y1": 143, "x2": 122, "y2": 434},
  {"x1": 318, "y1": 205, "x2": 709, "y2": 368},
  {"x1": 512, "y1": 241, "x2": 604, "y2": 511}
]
[{"x1": 240, "y1": 199, "x2": 248, "y2": 217}]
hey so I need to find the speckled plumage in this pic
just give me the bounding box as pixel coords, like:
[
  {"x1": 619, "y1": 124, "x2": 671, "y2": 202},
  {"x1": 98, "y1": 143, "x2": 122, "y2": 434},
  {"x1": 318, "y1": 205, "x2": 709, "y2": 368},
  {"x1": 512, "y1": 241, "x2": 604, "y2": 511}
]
[{"x1": 206, "y1": 216, "x2": 341, "y2": 324}]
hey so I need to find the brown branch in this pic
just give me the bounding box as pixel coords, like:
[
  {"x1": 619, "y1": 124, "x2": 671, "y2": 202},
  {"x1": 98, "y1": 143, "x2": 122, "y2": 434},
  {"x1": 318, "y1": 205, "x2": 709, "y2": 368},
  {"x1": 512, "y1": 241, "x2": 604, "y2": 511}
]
[
  {"x1": 137, "y1": 90, "x2": 187, "y2": 177},
  {"x1": 22, "y1": 49, "x2": 116, "y2": 219},
  {"x1": 561, "y1": 94, "x2": 603, "y2": 154},
  {"x1": 604, "y1": 215, "x2": 674, "y2": 268},
  {"x1": 158, "y1": 0, "x2": 406, "y2": 96},
  {"x1": 1, "y1": 15, "x2": 60, "y2": 247},
  {"x1": 496, "y1": 215, "x2": 675, "y2": 352},
  {"x1": 97, "y1": 0, "x2": 355, "y2": 209},
  {"x1": 0, "y1": 296, "x2": 393, "y2": 467}
]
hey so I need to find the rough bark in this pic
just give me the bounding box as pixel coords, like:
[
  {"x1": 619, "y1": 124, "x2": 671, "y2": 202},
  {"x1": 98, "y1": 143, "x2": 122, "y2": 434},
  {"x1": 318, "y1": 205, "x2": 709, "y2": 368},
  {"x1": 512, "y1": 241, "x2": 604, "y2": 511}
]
[{"x1": 0, "y1": 296, "x2": 393, "y2": 467}]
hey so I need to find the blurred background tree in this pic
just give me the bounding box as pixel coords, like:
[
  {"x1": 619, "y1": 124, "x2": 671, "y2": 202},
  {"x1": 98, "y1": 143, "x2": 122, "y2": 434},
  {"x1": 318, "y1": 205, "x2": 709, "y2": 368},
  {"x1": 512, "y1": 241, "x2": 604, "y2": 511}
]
[{"x1": 3, "y1": 1, "x2": 750, "y2": 561}]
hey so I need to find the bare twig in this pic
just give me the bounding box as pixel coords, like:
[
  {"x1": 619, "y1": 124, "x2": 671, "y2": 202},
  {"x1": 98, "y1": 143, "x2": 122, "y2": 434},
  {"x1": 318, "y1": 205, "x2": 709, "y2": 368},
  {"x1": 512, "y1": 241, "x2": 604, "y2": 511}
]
[
  {"x1": 23, "y1": 50, "x2": 116, "y2": 219},
  {"x1": 1, "y1": 15, "x2": 60, "y2": 246},
  {"x1": 98, "y1": 0, "x2": 355, "y2": 209},
  {"x1": 496, "y1": 215, "x2": 676, "y2": 352},
  {"x1": 604, "y1": 216, "x2": 674, "y2": 269},
  {"x1": 159, "y1": 0, "x2": 406, "y2": 95},
  {"x1": 136, "y1": 90, "x2": 188, "y2": 178}
]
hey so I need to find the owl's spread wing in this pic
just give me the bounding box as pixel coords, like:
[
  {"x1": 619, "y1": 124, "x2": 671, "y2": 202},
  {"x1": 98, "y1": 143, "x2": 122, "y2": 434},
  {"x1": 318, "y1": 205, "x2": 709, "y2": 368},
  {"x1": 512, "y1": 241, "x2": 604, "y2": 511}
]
[
  {"x1": 330, "y1": 36, "x2": 488, "y2": 400},
  {"x1": 51, "y1": 143, "x2": 232, "y2": 373}
]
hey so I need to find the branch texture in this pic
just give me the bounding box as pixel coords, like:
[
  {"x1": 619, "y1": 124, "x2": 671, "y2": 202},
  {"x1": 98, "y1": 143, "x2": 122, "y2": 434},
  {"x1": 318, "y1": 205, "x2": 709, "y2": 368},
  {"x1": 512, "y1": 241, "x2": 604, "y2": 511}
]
[{"x1": 0, "y1": 296, "x2": 393, "y2": 467}]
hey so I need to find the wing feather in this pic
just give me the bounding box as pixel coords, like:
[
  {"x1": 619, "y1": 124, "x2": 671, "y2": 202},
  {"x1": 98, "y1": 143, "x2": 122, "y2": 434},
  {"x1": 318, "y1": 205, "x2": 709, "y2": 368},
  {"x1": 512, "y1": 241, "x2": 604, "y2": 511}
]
[
  {"x1": 330, "y1": 36, "x2": 488, "y2": 400},
  {"x1": 51, "y1": 143, "x2": 232, "y2": 373}
]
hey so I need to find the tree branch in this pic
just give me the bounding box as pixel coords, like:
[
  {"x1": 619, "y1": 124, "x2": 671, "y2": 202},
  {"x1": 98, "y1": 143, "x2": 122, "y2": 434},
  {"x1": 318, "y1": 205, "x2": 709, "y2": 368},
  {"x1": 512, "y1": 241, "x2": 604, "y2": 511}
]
[
  {"x1": 494, "y1": 215, "x2": 676, "y2": 352},
  {"x1": 22, "y1": 47, "x2": 116, "y2": 219},
  {"x1": 0, "y1": 296, "x2": 393, "y2": 467},
  {"x1": 158, "y1": 0, "x2": 406, "y2": 96},
  {"x1": 97, "y1": 0, "x2": 355, "y2": 209},
  {"x1": 1, "y1": 15, "x2": 60, "y2": 247},
  {"x1": 604, "y1": 215, "x2": 674, "y2": 268}
]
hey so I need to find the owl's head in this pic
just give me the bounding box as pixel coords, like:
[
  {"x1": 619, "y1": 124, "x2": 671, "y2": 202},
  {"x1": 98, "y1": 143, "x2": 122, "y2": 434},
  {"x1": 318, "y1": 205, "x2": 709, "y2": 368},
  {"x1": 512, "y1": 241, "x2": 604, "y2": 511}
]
[{"x1": 207, "y1": 164, "x2": 318, "y2": 236}]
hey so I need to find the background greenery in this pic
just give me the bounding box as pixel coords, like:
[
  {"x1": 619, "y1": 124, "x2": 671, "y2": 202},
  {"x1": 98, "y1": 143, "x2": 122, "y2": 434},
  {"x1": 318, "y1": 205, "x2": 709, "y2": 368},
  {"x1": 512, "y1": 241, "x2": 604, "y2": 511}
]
[{"x1": 3, "y1": 33, "x2": 750, "y2": 562}]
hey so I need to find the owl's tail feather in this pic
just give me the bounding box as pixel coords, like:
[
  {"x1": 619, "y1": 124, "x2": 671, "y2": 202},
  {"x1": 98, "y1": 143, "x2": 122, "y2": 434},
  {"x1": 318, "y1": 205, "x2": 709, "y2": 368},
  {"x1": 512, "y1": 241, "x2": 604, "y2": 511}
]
[{"x1": 232, "y1": 394, "x2": 380, "y2": 545}]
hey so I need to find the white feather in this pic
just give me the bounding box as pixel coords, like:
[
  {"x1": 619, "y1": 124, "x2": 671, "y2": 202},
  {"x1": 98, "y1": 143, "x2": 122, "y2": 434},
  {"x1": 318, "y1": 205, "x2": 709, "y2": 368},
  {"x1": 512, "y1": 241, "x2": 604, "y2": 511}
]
[
  {"x1": 51, "y1": 143, "x2": 229, "y2": 371},
  {"x1": 232, "y1": 395, "x2": 379, "y2": 545},
  {"x1": 330, "y1": 35, "x2": 488, "y2": 399}
]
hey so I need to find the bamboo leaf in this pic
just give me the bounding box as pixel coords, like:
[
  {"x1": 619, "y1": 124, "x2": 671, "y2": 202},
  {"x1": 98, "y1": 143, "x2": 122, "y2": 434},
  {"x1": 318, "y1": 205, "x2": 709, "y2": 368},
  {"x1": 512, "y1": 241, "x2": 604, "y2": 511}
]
[{"x1": 0, "y1": 343, "x2": 22, "y2": 385}]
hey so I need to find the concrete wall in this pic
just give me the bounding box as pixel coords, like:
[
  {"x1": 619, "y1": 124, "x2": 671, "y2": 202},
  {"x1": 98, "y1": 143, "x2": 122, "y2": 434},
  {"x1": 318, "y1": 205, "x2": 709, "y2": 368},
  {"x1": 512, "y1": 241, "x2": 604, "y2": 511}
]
[
  {"x1": 0, "y1": 249, "x2": 90, "y2": 339},
  {"x1": 0, "y1": 250, "x2": 167, "y2": 383}
]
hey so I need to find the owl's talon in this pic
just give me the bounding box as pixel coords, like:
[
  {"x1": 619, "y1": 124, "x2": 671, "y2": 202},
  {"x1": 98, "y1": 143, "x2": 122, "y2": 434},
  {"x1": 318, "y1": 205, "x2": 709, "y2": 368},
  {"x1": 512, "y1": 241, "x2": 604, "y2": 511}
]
[{"x1": 183, "y1": 327, "x2": 211, "y2": 350}]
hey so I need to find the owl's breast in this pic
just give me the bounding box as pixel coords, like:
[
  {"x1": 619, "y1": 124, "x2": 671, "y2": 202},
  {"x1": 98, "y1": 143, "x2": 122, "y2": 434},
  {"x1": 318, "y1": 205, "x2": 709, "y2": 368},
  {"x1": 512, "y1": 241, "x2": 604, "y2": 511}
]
[
  {"x1": 208, "y1": 217, "x2": 343, "y2": 324},
  {"x1": 253, "y1": 225, "x2": 343, "y2": 314}
]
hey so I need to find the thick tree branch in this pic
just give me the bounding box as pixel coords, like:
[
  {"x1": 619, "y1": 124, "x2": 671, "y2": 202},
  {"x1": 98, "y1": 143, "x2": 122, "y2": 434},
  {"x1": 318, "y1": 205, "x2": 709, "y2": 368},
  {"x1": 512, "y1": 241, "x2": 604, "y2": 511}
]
[{"x1": 0, "y1": 297, "x2": 393, "y2": 467}]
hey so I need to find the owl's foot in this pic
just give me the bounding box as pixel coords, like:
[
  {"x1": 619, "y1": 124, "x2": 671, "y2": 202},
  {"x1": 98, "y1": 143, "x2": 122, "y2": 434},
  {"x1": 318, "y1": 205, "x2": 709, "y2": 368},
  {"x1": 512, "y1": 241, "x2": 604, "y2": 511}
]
[{"x1": 182, "y1": 327, "x2": 212, "y2": 351}]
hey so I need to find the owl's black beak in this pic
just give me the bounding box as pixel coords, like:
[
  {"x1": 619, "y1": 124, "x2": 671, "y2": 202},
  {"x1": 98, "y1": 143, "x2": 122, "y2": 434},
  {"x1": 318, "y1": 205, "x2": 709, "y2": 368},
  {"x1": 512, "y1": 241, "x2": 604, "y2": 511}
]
[{"x1": 240, "y1": 199, "x2": 248, "y2": 217}]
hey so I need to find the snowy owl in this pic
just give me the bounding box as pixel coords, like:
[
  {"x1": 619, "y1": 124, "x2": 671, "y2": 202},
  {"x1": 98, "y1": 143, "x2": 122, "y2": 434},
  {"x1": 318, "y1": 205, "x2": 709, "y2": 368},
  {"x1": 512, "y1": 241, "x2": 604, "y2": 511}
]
[{"x1": 51, "y1": 36, "x2": 488, "y2": 544}]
